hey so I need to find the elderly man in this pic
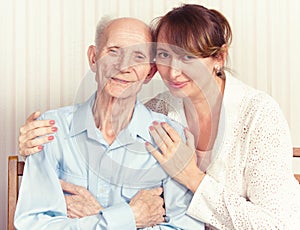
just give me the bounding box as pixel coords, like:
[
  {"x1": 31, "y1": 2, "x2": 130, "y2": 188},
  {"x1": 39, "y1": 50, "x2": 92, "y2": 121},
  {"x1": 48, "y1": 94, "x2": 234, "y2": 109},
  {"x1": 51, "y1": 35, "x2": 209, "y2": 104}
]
[{"x1": 14, "y1": 17, "x2": 204, "y2": 229}]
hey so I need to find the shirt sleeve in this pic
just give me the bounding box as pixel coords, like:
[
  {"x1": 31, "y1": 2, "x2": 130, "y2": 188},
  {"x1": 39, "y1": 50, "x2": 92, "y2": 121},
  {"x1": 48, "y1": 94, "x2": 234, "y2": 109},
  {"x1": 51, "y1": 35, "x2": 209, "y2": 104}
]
[
  {"x1": 14, "y1": 142, "x2": 136, "y2": 230},
  {"x1": 155, "y1": 179, "x2": 205, "y2": 230},
  {"x1": 186, "y1": 96, "x2": 300, "y2": 229}
]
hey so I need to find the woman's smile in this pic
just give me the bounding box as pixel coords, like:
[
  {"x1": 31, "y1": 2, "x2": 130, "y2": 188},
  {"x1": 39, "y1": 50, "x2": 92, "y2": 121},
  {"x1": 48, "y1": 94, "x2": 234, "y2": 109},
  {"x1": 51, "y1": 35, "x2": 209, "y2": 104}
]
[{"x1": 166, "y1": 80, "x2": 190, "y2": 89}]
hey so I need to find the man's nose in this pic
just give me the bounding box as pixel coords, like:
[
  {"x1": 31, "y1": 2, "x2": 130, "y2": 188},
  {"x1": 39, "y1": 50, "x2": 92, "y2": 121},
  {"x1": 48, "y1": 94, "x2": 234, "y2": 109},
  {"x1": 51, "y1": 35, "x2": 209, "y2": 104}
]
[{"x1": 115, "y1": 53, "x2": 133, "y2": 72}]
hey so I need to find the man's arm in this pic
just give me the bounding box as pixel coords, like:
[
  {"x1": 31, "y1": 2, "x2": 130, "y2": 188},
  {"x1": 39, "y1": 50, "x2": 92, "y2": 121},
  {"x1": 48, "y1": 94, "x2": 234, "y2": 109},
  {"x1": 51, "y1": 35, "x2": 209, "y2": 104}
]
[
  {"x1": 61, "y1": 180, "x2": 165, "y2": 228},
  {"x1": 15, "y1": 145, "x2": 137, "y2": 229},
  {"x1": 15, "y1": 144, "x2": 166, "y2": 229}
]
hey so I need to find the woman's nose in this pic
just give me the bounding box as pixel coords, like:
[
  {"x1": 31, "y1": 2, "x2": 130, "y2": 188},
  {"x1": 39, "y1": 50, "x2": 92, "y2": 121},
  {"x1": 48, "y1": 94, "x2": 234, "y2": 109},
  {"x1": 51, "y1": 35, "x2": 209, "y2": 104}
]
[
  {"x1": 169, "y1": 59, "x2": 182, "y2": 79},
  {"x1": 169, "y1": 68, "x2": 182, "y2": 79}
]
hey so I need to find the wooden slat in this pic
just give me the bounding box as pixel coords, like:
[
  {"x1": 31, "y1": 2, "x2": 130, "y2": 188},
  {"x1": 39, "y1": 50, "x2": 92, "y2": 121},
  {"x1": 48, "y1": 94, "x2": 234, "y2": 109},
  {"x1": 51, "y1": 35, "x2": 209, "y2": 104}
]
[
  {"x1": 293, "y1": 147, "x2": 300, "y2": 157},
  {"x1": 295, "y1": 174, "x2": 300, "y2": 184},
  {"x1": 8, "y1": 156, "x2": 18, "y2": 230},
  {"x1": 293, "y1": 148, "x2": 300, "y2": 184},
  {"x1": 17, "y1": 162, "x2": 25, "y2": 176}
]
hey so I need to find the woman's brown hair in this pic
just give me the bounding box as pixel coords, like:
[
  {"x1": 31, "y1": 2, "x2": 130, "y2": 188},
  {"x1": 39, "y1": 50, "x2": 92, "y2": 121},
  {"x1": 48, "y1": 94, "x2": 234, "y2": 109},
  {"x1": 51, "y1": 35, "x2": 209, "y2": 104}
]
[{"x1": 151, "y1": 4, "x2": 232, "y2": 59}]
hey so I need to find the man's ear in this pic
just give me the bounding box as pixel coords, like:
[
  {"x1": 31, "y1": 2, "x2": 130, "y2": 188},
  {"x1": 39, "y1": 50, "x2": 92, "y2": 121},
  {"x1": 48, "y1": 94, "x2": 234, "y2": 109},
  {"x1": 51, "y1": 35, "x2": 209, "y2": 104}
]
[
  {"x1": 87, "y1": 45, "x2": 97, "y2": 73},
  {"x1": 144, "y1": 64, "x2": 157, "y2": 84}
]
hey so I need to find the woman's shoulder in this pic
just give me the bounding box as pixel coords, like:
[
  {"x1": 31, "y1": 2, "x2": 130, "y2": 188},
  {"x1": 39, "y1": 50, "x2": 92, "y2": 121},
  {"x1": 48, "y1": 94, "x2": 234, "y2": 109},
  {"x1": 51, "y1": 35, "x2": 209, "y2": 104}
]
[
  {"x1": 226, "y1": 74, "x2": 279, "y2": 109},
  {"x1": 241, "y1": 84, "x2": 280, "y2": 114},
  {"x1": 221, "y1": 74, "x2": 288, "y2": 133},
  {"x1": 144, "y1": 91, "x2": 187, "y2": 126},
  {"x1": 144, "y1": 91, "x2": 173, "y2": 115}
]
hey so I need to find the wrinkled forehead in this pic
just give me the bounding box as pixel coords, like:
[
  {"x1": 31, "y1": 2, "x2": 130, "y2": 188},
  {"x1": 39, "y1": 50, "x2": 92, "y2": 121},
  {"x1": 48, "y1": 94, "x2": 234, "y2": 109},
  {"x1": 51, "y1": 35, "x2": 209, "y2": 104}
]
[
  {"x1": 108, "y1": 31, "x2": 150, "y2": 45},
  {"x1": 105, "y1": 25, "x2": 153, "y2": 54},
  {"x1": 106, "y1": 19, "x2": 152, "y2": 44}
]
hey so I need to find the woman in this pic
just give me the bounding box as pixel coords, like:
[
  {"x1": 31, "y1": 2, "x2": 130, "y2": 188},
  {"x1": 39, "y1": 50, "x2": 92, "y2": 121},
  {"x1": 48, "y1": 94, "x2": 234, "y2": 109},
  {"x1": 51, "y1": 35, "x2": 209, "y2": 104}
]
[
  {"x1": 18, "y1": 4, "x2": 300, "y2": 229},
  {"x1": 145, "y1": 4, "x2": 300, "y2": 229}
]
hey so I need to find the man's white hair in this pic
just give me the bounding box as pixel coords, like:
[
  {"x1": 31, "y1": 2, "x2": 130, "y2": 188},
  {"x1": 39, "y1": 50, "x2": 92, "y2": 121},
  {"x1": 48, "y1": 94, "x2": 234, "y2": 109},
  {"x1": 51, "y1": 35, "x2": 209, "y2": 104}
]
[{"x1": 94, "y1": 16, "x2": 113, "y2": 48}]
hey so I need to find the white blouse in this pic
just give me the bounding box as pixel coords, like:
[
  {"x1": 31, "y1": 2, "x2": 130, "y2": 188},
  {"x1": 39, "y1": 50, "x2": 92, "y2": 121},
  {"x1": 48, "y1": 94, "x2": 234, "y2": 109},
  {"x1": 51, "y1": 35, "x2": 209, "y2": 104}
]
[{"x1": 145, "y1": 73, "x2": 300, "y2": 229}]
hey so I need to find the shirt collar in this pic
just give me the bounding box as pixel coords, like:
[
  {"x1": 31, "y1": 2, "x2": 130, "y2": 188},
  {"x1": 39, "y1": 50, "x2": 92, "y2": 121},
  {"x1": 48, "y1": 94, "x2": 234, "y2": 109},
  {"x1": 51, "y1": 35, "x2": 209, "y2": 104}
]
[
  {"x1": 69, "y1": 93, "x2": 96, "y2": 137},
  {"x1": 69, "y1": 92, "x2": 153, "y2": 143},
  {"x1": 126, "y1": 100, "x2": 153, "y2": 142}
]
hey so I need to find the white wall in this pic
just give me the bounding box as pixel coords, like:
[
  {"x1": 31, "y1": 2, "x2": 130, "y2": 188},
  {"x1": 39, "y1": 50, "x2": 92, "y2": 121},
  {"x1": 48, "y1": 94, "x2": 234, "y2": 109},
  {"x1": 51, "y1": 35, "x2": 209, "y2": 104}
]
[{"x1": 1, "y1": 0, "x2": 299, "y2": 229}]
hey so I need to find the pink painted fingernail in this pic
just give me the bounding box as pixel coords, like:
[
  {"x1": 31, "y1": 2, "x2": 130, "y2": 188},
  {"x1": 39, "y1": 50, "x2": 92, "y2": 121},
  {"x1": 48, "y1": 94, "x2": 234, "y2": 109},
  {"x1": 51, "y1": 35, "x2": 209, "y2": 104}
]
[
  {"x1": 145, "y1": 142, "x2": 149, "y2": 146},
  {"x1": 38, "y1": 145, "x2": 43, "y2": 150},
  {"x1": 51, "y1": 127, "x2": 57, "y2": 132},
  {"x1": 48, "y1": 135, "x2": 54, "y2": 140},
  {"x1": 149, "y1": 126, "x2": 154, "y2": 131},
  {"x1": 153, "y1": 121, "x2": 159, "y2": 125},
  {"x1": 161, "y1": 122, "x2": 166, "y2": 125},
  {"x1": 49, "y1": 120, "x2": 55, "y2": 125}
]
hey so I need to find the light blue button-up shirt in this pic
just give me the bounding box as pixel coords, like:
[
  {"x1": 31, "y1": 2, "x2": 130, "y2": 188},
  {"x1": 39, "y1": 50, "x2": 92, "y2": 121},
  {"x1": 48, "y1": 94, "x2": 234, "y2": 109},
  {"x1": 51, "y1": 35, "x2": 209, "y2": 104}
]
[{"x1": 14, "y1": 94, "x2": 204, "y2": 230}]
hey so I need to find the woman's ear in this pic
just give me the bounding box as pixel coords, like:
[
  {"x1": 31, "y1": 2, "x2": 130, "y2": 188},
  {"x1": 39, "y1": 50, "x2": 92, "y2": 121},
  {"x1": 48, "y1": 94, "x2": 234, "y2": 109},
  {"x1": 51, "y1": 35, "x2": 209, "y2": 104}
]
[
  {"x1": 143, "y1": 64, "x2": 157, "y2": 84},
  {"x1": 87, "y1": 45, "x2": 97, "y2": 73},
  {"x1": 217, "y1": 44, "x2": 228, "y2": 65}
]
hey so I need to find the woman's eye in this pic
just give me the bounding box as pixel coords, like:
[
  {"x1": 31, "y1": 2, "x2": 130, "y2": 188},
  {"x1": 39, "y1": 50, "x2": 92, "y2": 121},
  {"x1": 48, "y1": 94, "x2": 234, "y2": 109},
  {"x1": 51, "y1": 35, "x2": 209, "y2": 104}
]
[
  {"x1": 182, "y1": 55, "x2": 196, "y2": 61},
  {"x1": 157, "y1": 52, "x2": 170, "y2": 59}
]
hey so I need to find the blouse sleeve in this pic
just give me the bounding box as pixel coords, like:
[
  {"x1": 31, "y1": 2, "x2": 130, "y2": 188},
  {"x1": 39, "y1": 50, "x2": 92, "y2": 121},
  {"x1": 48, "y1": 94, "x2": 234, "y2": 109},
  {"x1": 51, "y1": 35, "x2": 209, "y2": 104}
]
[
  {"x1": 186, "y1": 95, "x2": 300, "y2": 229},
  {"x1": 144, "y1": 96, "x2": 168, "y2": 115}
]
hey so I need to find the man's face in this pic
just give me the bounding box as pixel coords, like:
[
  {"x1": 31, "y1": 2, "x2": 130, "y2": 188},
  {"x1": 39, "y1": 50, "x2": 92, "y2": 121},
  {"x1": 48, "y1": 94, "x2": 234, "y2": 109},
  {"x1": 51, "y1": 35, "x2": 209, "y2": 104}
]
[{"x1": 93, "y1": 19, "x2": 153, "y2": 99}]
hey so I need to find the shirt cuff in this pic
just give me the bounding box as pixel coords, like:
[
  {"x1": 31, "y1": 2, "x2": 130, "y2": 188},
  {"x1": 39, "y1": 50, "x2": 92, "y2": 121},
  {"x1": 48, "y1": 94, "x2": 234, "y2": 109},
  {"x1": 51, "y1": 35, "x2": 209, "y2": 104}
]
[
  {"x1": 186, "y1": 174, "x2": 224, "y2": 223},
  {"x1": 100, "y1": 202, "x2": 136, "y2": 229}
]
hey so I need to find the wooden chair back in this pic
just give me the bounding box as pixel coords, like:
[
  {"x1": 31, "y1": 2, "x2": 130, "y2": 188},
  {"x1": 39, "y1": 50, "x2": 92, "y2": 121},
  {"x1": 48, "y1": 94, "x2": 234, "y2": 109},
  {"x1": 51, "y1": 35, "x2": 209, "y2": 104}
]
[
  {"x1": 293, "y1": 147, "x2": 300, "y2": 183},
  {"x1": 7, "y1": 156, "x2": 24, "y2": 230}
]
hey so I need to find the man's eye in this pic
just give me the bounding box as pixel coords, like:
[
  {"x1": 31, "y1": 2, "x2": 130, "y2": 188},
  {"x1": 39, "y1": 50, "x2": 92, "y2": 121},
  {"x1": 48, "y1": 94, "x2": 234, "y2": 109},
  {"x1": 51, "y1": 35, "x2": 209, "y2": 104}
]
[
  {"x1": 157, "y1": 52, "x2": 170, "y2": 59},
  {"x1": 108, "y1": 48, "x2": 119, "y2": 56},
  {"x1": 134, "y1": 53, "x2": 146, "y2": 61}
]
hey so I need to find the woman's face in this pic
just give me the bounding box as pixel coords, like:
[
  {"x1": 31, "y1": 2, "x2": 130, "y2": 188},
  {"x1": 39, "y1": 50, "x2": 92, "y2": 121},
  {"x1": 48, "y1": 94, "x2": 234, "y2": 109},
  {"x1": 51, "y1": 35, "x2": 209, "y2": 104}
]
[{"x1": 156, "y1": 33, "x2": 216, "y2": 99}]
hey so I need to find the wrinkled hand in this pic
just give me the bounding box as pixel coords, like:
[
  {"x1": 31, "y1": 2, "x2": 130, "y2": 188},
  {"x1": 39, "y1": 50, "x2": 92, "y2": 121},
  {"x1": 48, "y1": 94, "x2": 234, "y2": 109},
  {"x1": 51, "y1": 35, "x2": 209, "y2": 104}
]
[
  {"x1": 18, "y1": 111, "x2": 57, "y2": 156},
  {"x1": 146, "y1": 121, "x2": 205, "y2": 193},
  {"x1": 60, "y1": 180, "x2": 103, "y2": 218},
  {"x1": 129, "y1": 187, "x2": 165, "y2": 228}
]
